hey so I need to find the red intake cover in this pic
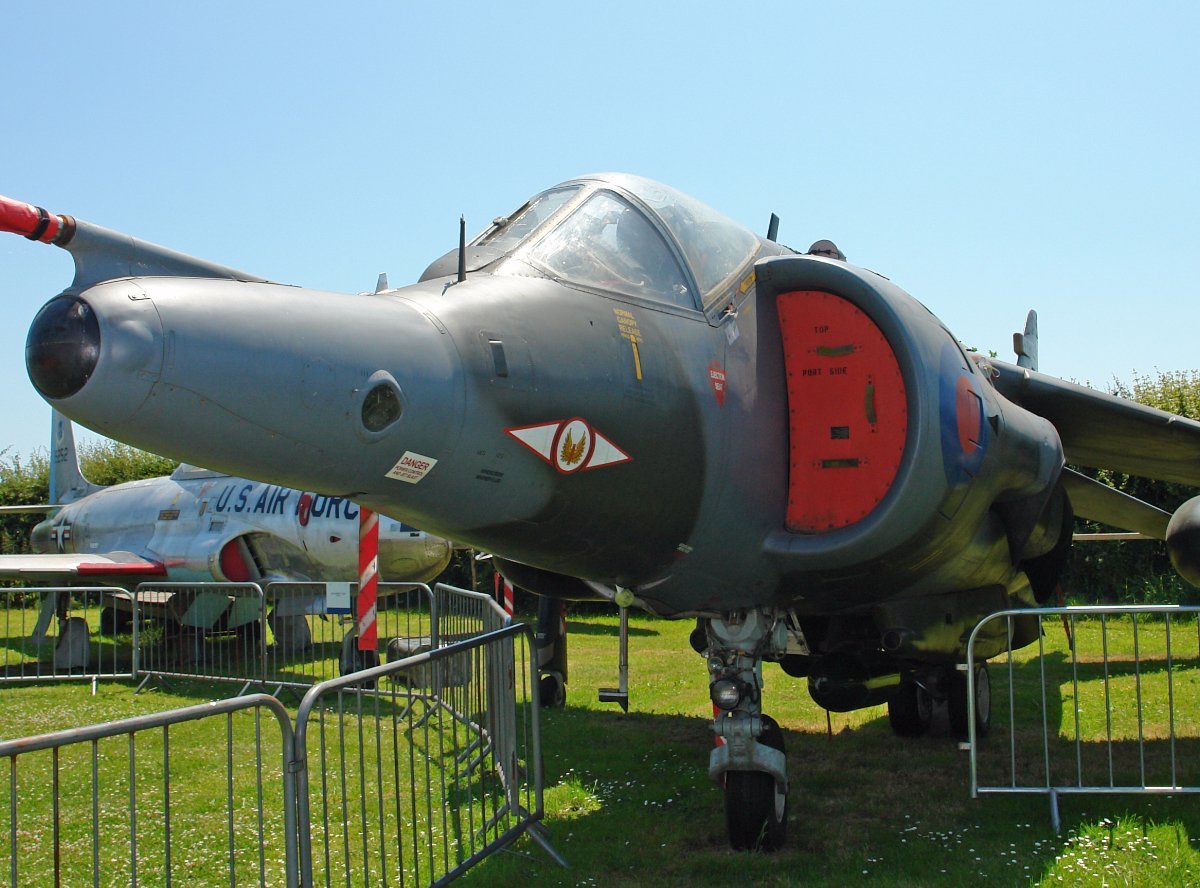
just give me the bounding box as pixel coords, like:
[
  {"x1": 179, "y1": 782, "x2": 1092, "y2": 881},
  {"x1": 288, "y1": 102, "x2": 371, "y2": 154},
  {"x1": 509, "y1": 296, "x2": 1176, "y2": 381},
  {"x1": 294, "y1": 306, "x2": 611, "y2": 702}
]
[
  {"x1": 778, "y1": 290, "x2": 908, "y2": 532},
  {"x1": 219, "y1": 538, "x2": 253, "y2": 582}
]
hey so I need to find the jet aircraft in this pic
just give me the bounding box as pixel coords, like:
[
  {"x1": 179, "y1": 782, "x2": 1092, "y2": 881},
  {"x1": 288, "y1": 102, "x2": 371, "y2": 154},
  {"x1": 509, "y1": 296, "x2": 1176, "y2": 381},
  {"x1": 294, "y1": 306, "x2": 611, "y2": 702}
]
[
  {"x1": 8, "y1": 177, "x2": 1200, "y2": 851},
  {"x1": 0, "y1": 409, "x2": 453, "y2": 650}
]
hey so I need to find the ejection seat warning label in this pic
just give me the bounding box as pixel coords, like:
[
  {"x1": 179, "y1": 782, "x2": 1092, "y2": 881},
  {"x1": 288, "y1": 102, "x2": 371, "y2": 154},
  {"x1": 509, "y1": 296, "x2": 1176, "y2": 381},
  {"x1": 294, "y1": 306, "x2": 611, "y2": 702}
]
[
  {"x1": 386, "y1": 451, "x2": 438, "y2": 484},
  {"x1": 326, "y1": 582, "x2": 352, "y2": 614}
]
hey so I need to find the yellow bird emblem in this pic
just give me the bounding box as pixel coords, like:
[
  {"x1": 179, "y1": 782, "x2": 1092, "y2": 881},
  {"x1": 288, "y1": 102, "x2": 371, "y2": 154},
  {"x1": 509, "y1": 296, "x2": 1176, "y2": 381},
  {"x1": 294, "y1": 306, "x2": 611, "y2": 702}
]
[{"x1": 560, "y1": 428, "x2": 587, "y2": 466}]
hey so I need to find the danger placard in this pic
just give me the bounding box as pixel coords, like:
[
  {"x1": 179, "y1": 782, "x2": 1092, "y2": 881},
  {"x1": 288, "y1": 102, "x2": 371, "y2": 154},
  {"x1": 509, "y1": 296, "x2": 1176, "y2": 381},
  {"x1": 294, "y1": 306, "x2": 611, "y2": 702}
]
[{"x1": 386, "y1": 451, "x2": 438, "y2": 484}]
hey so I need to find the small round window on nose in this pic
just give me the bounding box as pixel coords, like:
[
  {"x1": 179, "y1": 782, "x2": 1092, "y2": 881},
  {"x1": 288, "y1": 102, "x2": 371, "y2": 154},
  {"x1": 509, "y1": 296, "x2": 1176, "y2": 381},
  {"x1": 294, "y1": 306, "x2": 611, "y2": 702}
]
[{"x1": 361, "y1": 382, "x2": 402, "y2": 432}]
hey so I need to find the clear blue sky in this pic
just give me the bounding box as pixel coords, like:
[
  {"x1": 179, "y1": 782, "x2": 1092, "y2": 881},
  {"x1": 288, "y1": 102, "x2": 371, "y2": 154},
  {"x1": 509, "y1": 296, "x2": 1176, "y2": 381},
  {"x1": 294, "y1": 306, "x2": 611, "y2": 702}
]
[{"x1": 3, "y1": 1, "x2": 1197, "y2": 458}]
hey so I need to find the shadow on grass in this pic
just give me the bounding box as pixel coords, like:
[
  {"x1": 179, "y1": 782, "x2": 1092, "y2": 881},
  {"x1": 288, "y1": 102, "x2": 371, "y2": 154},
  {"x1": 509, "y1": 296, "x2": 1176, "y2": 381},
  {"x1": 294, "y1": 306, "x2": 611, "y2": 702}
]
[
  {"x1": 457, "y1": 700, "x2": 1043, "y2": 886},
  {"x1": 565, "y1": 620, "x2": 659, "y2": 638},
  {"x1": 457, "y1": 648, "x2": 1200, "y2": 887}
]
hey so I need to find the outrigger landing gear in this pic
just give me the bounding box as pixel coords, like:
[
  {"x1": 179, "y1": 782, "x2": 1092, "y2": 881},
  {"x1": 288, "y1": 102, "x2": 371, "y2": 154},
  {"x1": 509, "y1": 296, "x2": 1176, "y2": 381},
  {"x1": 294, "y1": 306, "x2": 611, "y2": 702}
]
[{"x1": 697, "y1": 608, "x2": 793, "y2": 852}]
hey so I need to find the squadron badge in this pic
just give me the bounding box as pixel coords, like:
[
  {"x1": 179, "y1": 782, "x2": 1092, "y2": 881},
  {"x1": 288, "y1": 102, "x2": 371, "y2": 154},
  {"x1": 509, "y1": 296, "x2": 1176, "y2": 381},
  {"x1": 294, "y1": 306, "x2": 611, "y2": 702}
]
[{"x1": 505, "y1": 418, "x2": 631, "y2": 474}]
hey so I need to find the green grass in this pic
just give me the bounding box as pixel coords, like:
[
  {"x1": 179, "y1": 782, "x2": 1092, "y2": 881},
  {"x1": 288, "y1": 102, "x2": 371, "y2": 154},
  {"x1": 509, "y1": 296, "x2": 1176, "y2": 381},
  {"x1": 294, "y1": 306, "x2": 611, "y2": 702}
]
[
  {"x1": 0, "y1": 612, "x2": 1198, "y2": 885},
  {"x1": 0, "y1": 683, "x2": 293, "y2": 884},
  {"x1": 459, "y1": 612, "x2": 1200, "y2": 887}
]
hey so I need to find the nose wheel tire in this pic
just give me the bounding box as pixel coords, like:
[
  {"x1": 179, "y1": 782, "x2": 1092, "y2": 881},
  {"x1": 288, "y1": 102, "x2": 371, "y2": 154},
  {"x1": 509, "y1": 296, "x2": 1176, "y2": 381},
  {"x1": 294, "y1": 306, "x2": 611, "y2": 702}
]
[
  {"x1": 339, "y1": 631, "x2": 381, "y2": 687},
  {"x1": 539, "y1": 672, "x2": 566, "y2": 708},
  {"x1": 724, "y1": 715, "x2": 787, "y2": 852},
  {"x1": 99, "y1": 605, "x2": 133, "y2": 636}
]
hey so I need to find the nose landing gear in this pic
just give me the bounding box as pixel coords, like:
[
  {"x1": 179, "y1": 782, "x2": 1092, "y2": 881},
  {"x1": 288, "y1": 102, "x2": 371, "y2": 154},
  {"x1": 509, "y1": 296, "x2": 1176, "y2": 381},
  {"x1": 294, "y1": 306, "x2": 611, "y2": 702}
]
[
  {"x1": 700, "y1": 608, "x2": 793, "y2": 852},
  {"x1": 722, "y1": 713, "x2": 788, "y2": 851}
]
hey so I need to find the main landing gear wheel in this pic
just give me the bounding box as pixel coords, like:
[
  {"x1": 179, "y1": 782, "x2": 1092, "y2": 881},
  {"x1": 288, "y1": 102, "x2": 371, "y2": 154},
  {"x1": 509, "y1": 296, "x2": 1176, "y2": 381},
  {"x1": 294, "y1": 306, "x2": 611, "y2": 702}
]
[
  {"x1": 725, "y1": 715, "x2": 787, "y2": 852},
  {"x1": 948, "y1": 662, "x2": 991, "y2": 739},
  {"x1": 99, "y1": 605, "x2": 132, "y2": 636},
  {"x1": 888, "y1": 679, "x2": 933, "y2": 737},
  {"x1": 340, "y1": 631, "x2": 381, "y2": 687},
  {"x1": 539, "y1": 672, "x2": 566, "y2": 708}
]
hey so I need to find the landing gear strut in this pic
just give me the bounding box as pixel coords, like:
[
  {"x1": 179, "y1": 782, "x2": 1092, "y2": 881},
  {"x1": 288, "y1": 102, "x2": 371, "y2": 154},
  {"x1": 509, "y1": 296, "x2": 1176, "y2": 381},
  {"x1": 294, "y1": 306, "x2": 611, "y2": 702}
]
[
  {"x1": 699, "y1": 608, "x2": 793, "y2": 852},
  {"x1": 535, "y1": 597, "x2": 567, "y2": 708}
]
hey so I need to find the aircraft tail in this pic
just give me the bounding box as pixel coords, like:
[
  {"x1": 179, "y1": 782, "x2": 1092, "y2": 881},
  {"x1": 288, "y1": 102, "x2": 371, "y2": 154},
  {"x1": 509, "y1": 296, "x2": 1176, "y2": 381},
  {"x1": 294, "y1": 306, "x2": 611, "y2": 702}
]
[
  {"x1": 1014, "y1": 310, "x2": 1038, "y2": 371},
  {"x1": 49, "y1": 410, "x2": 103, "y2": 505}
]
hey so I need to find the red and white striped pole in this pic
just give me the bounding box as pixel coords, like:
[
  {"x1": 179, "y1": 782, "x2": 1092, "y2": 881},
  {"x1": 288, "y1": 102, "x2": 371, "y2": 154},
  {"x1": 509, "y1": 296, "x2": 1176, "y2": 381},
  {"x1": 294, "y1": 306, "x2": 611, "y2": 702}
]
[
  {"x1": 357, "y1": 507, "x2": 379, "y2": 651},
  {"x1": 493, "y1": 572, "x2": 514, "y2": 618}
]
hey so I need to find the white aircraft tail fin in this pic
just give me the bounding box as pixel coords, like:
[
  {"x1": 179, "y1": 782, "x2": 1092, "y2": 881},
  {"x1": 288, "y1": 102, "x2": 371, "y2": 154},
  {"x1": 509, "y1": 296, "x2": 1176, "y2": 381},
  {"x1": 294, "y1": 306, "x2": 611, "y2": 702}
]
[{"x1": 49, "y1": 411, "x2": 103, "y2": 505}]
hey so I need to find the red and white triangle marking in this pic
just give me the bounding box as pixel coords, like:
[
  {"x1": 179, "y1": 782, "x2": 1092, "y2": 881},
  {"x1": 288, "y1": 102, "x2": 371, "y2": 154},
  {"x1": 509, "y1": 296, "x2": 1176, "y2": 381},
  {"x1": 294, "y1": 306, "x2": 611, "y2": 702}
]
[{"x1": 505, "y1": 418, "x2": 631, "y2": 473}]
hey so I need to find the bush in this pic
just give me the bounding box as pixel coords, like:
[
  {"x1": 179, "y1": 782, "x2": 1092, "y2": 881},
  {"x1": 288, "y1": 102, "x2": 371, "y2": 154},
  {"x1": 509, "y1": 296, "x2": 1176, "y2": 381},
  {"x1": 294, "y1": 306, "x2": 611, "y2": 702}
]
[
  {"x1": 76, "y1": 439, "x2": 178, "y2": 487},
  {"x1": 0, "y1": 438, "x2": 178, "y2": 555},
  {"x1": 0, "y1": 449, "x2": 49, "y2": 555}
]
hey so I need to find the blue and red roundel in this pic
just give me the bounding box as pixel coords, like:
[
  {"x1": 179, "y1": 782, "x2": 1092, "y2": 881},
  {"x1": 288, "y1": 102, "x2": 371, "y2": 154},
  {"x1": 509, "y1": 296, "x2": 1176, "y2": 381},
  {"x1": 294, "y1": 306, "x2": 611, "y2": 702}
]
[{"x1": 939, "y1": 341, "x2": 987, "y2": 486}]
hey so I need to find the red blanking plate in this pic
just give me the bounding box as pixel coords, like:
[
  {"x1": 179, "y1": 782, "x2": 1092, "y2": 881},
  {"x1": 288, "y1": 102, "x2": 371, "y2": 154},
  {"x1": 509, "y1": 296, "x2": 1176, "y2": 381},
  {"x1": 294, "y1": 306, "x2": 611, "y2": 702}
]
[{"x1": 778, "y1": 290, "x2": 907, "y2": 532}]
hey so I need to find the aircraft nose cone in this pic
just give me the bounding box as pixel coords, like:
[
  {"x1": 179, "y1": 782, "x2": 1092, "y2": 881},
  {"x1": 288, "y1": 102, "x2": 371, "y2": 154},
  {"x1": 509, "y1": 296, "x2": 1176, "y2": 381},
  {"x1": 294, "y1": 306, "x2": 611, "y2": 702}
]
[
  {"x1": 26, "y1": 296, "x2": 101, "y2": 399},
  {"x1": 26, "y1": 281, "x2": 164, "y2": 434}
]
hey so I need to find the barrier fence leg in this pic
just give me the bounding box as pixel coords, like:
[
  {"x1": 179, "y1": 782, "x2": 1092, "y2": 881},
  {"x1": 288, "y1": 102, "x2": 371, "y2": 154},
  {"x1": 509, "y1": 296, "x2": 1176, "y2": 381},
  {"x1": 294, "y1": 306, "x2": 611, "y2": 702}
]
[
  {"x1": 526, "y1": 823, "x2": 570, "y2": 869},
  {"x1": 598, "y1": 607, "x2": 629, "y2": 711}
]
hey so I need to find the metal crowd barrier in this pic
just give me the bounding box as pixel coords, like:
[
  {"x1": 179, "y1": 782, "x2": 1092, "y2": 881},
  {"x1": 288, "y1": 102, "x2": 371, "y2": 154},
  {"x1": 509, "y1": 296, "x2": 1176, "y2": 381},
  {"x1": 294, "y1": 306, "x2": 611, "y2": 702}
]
[
  {"x1": 131, "y1": 581, "x2": 269, "y2": 691},
  {"x1": 966, "y1": 605, "x2": 1200, "y2": 830},
  {"x1": 0, "y1": 582, "x2": 509, "y2": 696},
  {"x1": 0, "y1": 624, "x2": 560, "y2": 886},
  {"x1": 0, "y1": 587, "x2": 135, "y2": 684},
  {"x1": 293, "y1": 622, "x2": 563, "y2": 886},
  {"x1": 264, "y1": 581, "x2": 436, "y2": 691},
  {"x1": 0, "y1": 582, "x2": 560, "y2": 884},
  {"x1": 262, "y1": 582, "x2": 510, "y2": 692},
  {"x1": 0, "y1": 694, "x2": 298, "y2": 886},
  {"x1": 431, "y1": 582, "x2": 510, "y2": 642}
]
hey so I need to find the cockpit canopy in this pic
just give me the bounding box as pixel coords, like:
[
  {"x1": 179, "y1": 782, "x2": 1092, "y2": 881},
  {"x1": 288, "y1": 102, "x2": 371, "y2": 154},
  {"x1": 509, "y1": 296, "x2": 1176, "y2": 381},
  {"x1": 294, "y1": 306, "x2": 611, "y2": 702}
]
[{"x1": 421, "y1": 174, "x2": 764, "y2": 311}]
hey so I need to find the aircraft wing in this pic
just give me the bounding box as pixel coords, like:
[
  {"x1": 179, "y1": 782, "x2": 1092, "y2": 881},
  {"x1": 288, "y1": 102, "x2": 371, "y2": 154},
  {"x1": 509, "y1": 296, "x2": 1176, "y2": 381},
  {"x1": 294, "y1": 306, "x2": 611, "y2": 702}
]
[
  {"x1": 0, "y1": 552, "x2": 166, "y2": 582},
  {"x1": 1060, "y1": 468, "x2": 1172, "y2": 539},
  {"x1": 989, "y1": 360, "x2": 1200, "y2": 487}
]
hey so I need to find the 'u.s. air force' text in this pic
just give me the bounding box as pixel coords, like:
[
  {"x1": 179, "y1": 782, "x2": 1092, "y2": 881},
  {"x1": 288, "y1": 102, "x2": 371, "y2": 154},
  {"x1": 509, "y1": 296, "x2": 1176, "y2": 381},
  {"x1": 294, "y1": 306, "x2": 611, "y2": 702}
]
[{"x1": 212, "y1": 484, "x2": 359, "y2": 520}]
